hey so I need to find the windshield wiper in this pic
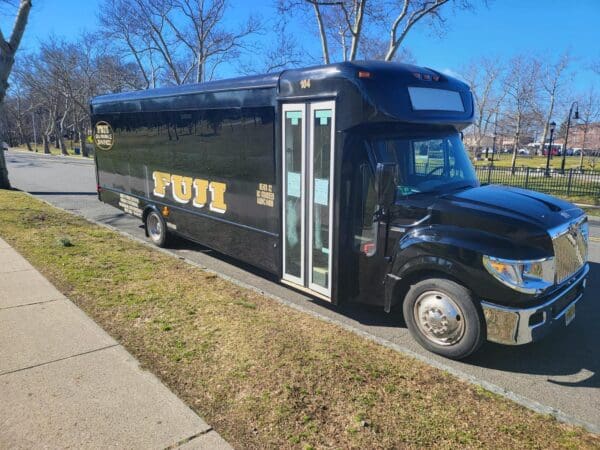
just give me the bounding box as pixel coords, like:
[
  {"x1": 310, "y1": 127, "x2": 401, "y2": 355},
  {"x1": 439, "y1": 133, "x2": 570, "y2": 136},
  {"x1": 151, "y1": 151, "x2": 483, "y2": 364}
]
[{"x1": 412, "y1": 182, "x2": 474, "y2": 197}]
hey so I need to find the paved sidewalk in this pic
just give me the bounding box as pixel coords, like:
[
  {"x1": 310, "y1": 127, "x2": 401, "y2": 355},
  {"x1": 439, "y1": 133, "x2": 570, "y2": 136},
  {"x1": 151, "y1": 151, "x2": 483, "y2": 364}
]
[{"x1": 0, "y1": 237, "x2": 231, "y2": 449}]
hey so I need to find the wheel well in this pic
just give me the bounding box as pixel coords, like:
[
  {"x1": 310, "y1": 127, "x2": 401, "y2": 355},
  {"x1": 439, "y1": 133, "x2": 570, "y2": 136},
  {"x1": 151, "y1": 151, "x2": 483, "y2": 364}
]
[{"x1": 142, "y1": 206, "x2": 153, "y2": 223}]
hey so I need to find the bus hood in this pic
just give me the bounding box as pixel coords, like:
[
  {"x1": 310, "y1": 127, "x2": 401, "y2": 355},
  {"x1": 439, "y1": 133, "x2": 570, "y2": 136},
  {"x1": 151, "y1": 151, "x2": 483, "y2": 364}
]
[{"x1": 426, "y1": 184, "x2": 585, "y2": 255}]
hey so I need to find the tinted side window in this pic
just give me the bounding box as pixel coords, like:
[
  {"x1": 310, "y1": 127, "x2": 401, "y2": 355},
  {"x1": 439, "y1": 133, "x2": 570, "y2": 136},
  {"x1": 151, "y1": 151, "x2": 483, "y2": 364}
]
[
  {"x1": 353, "y1": 161, "x2": 377, "y2": 256},
  {"x1": 112, "y1": 106, "x2": 275, "y2": 184}
]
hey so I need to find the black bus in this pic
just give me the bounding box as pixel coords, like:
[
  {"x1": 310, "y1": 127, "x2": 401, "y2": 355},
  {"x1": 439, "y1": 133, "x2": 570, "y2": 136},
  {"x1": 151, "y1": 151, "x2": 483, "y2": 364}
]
[{"x1": 91, "y1": 61, "x2": 589, "y2": 359}]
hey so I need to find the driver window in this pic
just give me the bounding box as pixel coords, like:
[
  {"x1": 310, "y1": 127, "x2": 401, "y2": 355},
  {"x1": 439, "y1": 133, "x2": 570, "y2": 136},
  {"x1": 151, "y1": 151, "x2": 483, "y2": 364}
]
[{"x1": 413, "y1": 139, "x2": 444, "y2": 175}]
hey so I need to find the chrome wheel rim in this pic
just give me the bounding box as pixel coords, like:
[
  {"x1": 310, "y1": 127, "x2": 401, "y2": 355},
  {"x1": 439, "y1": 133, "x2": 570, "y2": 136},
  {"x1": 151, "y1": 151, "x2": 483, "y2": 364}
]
[
  {"x1": 413, "y1": 290, "x2": 465, "y2": 346},
  {"x1": 147, "y1": 213, "x2": 162, "y2": 242}
]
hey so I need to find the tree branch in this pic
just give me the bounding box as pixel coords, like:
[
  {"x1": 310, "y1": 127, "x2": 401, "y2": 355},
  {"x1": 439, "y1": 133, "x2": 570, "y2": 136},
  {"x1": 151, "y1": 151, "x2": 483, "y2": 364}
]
[
  {"x1": 385, "y1": 0, "x2": 449, "y2": 62},
  {"x1": 311, "y1": 1, "x2": 330, "y2": 64},
  {"x1": 8, "y1": 0, "x2": 32, "y2": 52}
]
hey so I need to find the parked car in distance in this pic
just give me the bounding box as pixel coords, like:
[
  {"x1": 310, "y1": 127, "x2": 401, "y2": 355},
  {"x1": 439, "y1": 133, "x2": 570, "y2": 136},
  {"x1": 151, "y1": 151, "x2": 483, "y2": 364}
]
[
  {"x1": 518, "y1": 148, "x2": 530, "y2": 155},
  {"x1": 1, "y1": 142, "x2": 8, "y2": 151}
]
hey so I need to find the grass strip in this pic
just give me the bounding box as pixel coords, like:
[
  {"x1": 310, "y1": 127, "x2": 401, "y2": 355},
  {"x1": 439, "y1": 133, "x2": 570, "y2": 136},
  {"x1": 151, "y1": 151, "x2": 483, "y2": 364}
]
[
  {"x1": 473, "y1": 155, "x2": 600, "y2": 172},
  {"x1": 0, "y1": 189, "x2": 597, "y2": 449}
]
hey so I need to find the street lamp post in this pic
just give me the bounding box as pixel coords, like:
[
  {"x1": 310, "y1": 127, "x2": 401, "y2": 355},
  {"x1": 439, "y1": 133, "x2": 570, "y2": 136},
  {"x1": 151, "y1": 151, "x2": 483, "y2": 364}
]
[
  {"x1": 560, "y1": 101, "x2": 579, "y2": 174},
  {"x1": 545, "y1": 121, "x2": 556, "y2": 177}
]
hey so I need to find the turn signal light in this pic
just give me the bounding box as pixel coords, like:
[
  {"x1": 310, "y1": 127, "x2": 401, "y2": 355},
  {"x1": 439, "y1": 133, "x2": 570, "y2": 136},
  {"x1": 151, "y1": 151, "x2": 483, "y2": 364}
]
[
  {"x1": 358, "y1": 71, "x2": 372, "y2": 79},
  {"x1": 162, "y1": 206, "x2": 170, "y2": 217}
]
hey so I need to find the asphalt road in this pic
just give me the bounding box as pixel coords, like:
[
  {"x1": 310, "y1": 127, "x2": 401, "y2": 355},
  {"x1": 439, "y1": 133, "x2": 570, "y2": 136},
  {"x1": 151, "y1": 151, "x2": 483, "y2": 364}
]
[{"x1": 5, "y1": 150, "x2": 600, "y2": 431}]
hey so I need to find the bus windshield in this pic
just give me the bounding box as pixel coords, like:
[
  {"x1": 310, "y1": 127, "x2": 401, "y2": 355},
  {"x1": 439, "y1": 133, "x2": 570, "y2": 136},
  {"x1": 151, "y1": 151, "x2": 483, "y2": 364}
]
[{"x1": 369, "y1": 132, "x2": 478, "y2": 196}]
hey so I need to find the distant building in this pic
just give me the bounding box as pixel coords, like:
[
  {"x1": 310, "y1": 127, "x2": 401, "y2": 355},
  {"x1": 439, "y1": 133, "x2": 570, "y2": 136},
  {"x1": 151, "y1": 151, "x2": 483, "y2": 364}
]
[
  {"x1": 463, "y1": 133, "x2": 495, "y2": 150},
  {"x1": 564, "y1": 122, "x2": 600, "y2": 150}
]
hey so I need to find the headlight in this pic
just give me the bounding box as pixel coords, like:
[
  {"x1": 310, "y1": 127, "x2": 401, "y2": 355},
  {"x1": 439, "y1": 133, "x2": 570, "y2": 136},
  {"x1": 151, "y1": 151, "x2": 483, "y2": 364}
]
[
  {"x1": 581, "y1": 221, "x2": 589, "y2": 244},
  {"x1": 482, "y1": 255, "x2": 555, "y2": 294}
]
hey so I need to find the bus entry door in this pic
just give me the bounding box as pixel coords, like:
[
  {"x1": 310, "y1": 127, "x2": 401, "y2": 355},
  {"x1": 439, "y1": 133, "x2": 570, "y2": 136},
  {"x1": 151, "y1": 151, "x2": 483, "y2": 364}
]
[{"x1": 281, "y1": 101, "x2": 335, "y2": 300}]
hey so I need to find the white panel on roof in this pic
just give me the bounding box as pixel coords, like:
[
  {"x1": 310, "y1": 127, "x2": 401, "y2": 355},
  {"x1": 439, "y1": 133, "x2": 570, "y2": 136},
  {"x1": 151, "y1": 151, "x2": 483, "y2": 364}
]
[{"x1": 408, "y1": 87, "x2": 464, "y2": 112}]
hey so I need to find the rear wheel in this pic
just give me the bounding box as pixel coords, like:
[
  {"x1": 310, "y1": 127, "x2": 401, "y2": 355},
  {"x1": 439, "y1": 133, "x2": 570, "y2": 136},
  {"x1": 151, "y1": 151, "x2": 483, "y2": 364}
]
[
  {"x1": 403, "y1": 278, "x2": 485, "y2": 360},
  {"x1": 145, "y1": 210, "x2": 169, "y2": 247}
]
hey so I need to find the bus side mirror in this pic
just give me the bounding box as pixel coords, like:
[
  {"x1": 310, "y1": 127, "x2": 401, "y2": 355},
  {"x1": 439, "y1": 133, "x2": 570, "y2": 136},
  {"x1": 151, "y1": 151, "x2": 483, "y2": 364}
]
[{"x1": 375, "y1": 162, "x2": 397, "y2": 208}]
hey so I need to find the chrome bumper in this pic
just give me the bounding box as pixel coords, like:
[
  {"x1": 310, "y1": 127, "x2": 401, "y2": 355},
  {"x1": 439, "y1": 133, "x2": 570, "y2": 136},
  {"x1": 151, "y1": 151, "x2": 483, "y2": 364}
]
[{"x1": 481, "y1": 264, "x2": 589, "y2": 345}]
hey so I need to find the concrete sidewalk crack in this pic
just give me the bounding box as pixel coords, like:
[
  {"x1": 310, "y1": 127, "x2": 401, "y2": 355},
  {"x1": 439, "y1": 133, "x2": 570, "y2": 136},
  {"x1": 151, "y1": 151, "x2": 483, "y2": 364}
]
[
  {"x1": 0, "y1": 343, "x2": 120, "y2": 377},
  {"x1": 0, "y1": 297, "x2": 63, "y2": 311},
  {"x1": 166, "y1": 427, "x2": 215, "y2": 449},
  {"x1": 0, "y1": 268, "x2": 38, "y2": 275}
]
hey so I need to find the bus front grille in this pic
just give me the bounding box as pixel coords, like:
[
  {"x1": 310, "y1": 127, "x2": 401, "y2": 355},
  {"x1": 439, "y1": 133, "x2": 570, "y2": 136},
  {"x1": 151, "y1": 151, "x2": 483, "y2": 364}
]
[{"x1": 552, "y1": 219, "x2": 587, "y2": 284}]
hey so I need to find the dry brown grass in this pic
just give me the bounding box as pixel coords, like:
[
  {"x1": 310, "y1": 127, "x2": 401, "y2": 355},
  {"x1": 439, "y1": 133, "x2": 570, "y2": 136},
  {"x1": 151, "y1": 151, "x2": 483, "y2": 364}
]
[{"x1": 0, "y1": 189, "x2": 597, "y2": 449}]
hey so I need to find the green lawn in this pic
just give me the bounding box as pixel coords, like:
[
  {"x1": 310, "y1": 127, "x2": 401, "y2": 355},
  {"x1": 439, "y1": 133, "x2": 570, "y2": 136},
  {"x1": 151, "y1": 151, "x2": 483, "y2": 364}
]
[
  {"x1": 474, "y1": 155, "x2": 599, "y2": 172},
  {"x1": 0, "y1": 189, "x2": 597, "y2": 449}
]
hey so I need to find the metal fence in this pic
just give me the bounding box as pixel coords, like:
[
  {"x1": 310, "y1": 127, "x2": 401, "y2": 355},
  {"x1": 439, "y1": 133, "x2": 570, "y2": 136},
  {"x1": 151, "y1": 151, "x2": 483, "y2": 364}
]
[{"x1": 474, "y1": 166, "x2": 600, "y2": 199}]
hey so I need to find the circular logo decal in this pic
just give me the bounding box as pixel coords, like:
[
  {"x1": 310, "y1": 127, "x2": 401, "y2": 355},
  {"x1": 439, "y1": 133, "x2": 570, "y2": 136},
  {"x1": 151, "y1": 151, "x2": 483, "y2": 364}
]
[{"x1": 93, "y1": 121, "x2": 114, "y2": 150}]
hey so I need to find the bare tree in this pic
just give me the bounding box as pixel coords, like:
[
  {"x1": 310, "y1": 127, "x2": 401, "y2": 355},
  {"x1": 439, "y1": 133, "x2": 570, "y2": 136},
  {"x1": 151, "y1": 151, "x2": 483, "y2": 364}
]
[
  {"x1": 0, "y1": 0, "x2": 32, "y2": 188},
  {"x1": 238, "y1": 17, "x2": 307, "y2": 74},
  {"x1": 577, "y1": 87, "x2": 600, "y2": 170},
  {"x1": 170, "y1": 0, "x2": 261, "y2": 83},
  {"x1": 503, "y1": 56, "x2": 540, "y2": 172},
  {"x1": 537, "y1": 52, "x2": 572, "y2": 159},
  {"x1": 462, "y1": 57, "x2": 505, "y2": 157},
  {"x1": 99, "y1": 0, "x2": 158, "y2": 89},
  {"x1": 308, "y1": 0, "x2": 367, "y2": 61},
  {"x1": 10, "y1": 32, "x2": 144, "y2": 159},
  {"x1": 280, "y1": 0, "x2": 476, "y2": 64},
  {"x1": 385, "y1": 0, "x2": 452, "y2": 61},
  {"x1": 100, "y1": 0, "x2": 260, "y2": 85}
]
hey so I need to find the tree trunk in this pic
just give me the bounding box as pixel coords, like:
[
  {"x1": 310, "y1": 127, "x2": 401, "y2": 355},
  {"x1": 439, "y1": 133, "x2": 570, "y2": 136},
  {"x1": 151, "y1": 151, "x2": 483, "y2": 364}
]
[
  {"x1": 579, "y1": 128, "x2": 589, "y2": 170},
  {"x1": 0, "y1": 146, "x2": 8, "y2": 189},
  {"x1": 538, "y1": 93, "x2": 555, "y2": 158},
  {"x1": 25, "y1": 141, "x2": 32, "y2": 151},
  {"x1": 79, "y1": 130, "x2": 89, "y2": 157},
  {"x1": 348, "y1": 0, "x2": 366, "y2": 61},
  {"x1": 58, "y1": 114, "x2": 68, "y2": 155},
  {"x1": 196, "y1": 47, "x2": 204, "y2": 83},
  {"x1": 42, "y1": 134, "x2": 50, "y2": 154},
  {"x1": 511, "y1": 118, "x2": 521, "y2": 173},
  {"x1": 312, "y1": 3, "x2": 330, "y2": 64},
  {"x1": 0, "y1": 53, "x2": 14, "y2": 188},
  {"x1": 59, "y1": 134, "x2": 68, "y2": 155},
  {"x1": 0, "y1": 0, "x2": 34, "y2": 189}
]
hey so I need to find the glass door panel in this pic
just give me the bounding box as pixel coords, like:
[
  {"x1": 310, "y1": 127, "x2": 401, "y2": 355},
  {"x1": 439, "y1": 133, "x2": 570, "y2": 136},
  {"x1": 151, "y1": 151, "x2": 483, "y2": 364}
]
[
  {"x1": 281, "y1": 101, "x2": 334, "y2": 299},
  {"x1": 282, "y1": 105, "x2": 305, "y2": 284},
  {"x1": 308, "y1": 103, "x2": 334, "y2": 296}
]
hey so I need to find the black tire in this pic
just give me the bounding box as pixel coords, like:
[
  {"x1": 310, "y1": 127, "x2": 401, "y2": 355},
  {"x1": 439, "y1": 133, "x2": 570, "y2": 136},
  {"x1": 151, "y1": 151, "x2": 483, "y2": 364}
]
[
  {"x1": 402, "y1": 278, "x2": 485, "y2": 360},
  {"x1": 145, "y1": 210, "x2": 169, "y2": 248}
]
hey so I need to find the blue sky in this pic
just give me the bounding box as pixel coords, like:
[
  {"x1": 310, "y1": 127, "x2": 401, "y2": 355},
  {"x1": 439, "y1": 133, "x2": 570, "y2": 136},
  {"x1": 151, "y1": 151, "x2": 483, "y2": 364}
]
[{"x1": 1, "y1": 0, "x2": 599, "y2": 92}]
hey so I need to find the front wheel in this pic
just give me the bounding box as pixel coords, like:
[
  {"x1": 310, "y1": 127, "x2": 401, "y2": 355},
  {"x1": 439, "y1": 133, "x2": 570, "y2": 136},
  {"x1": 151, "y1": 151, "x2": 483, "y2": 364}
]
[
  {"x1": 403, "y1": 278, "x2": 485, "y2": 360},
  {"x1": 145, "y1": 210, "x2": 169, "y2": 248}
]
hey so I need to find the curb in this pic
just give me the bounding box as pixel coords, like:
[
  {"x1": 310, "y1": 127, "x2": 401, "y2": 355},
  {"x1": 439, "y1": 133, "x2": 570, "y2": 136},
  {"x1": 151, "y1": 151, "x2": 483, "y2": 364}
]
[
  {"x1": 7, "y1": 149, "x2": 94, "y2": 164},
  {"x1": 21, "y1": 190, "x2": 600, "y2": 436},
  {"x1": 586, "y1": 216, "x2": 600, "y2": 226}
]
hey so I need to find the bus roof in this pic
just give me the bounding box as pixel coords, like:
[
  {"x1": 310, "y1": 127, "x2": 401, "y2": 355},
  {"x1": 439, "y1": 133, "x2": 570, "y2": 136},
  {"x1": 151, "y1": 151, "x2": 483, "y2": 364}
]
[
  {"x1": 90, "y1": 61, "x2": 466, "y2": 106},
  {"x1": 91, "y1": 61, "x2": 473, "y2": 128}
]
